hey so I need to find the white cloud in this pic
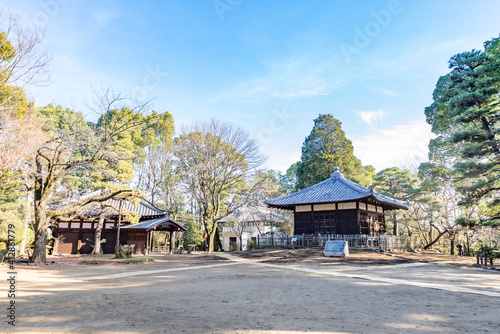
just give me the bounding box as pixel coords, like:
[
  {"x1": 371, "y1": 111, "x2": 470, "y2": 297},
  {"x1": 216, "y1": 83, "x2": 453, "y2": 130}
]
[
  {"x1": 370, "y1": 86, "x2": 398, "y2": 96},
  {"x1": 214, "y1": 56, "x2": 343, "y2": 103},
  {"x1": 352, "y1": 120, "x2": 434, "y2": 172},
  {"x1": 92, "y1": 9, "x2": 120, "y2": 27},
  {"x1": 355, "y1": 109, "x2": 384, "y2": 126}
]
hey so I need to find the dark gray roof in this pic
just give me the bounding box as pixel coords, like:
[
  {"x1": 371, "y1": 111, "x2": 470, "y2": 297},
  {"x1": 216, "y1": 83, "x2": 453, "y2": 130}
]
[
  {"x1": 265, "y1": 168, "x2": 410, "y2": 211},
  {"x1": 102, "y1": 198, "x2": 165, "y2": 217},
  {"x1": 119, "y1": 216, "x2": 186, "y2": 232},
  {"x1": 50, "y1": 190, "x2": 166, "y2": 218}
]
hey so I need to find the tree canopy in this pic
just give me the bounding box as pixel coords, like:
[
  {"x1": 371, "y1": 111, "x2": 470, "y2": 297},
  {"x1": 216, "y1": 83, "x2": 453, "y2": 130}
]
[
  {"x1": 425, "y1": 35, "x2": 500, "y2": 226},
  {"x1": 296, "y1": 114, "x2": 366, "y2": 189},
  {"x1": 175, "y1": 119, "x2": 265, "y2": 253}
]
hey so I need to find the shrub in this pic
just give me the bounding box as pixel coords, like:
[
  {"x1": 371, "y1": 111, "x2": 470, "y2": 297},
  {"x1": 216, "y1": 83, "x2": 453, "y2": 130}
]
[
  {"x1": 114, "y1": 245, "x2": 134, "y2": 259},
  {"x1": 247, "y1": 239, "x2": 256, "y2": 251}
]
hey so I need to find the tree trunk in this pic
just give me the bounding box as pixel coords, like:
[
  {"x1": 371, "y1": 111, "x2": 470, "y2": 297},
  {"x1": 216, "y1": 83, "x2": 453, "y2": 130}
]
[
  {"x1": 465, "y1": 228, "x2": 471, "y2": 256},
  {"x1": 215, "y1": 228, "x2": 223, "y2": 251},
  {"x1": 239, "y1": 235, "x2": 243, "y2": 251},
  {"x1": 32, "y1": 155, "x2": 57, "y2": 264},
  {"x1": 450, "y1": 239, "x2": 455, "y2": 255},
  {"x1": 169, "y1": 231, "x2": 174, "y2": 255},
  {"x1": 393, "y1": 214, "x2": 398, "y2": 235},
  {"x1": 207, "y1": 230, "x2": 215, "y2": 253},
  {"x1": 423, "y1": 229, "x2": 448, "y2": 250},
  {"x1": 32, "y1": 200, "x2": 48, "y2": 263},
  {"x1": 93, "y1": 214, "x2": 105, "y2": 254},
  {"x1": 428, "y1": 225, "x2": 433, "y2": 249},
  {"x1": 19, "y1": 219, "x2": 28, "y2": 256}
]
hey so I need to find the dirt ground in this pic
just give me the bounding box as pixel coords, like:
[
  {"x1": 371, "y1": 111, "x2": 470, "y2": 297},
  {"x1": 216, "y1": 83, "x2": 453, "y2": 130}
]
[{"x1": 1, "y1": 249, "x2": 499, "y2": 334}]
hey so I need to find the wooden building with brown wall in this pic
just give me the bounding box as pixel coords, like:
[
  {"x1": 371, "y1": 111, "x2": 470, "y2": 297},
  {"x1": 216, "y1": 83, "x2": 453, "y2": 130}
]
[
  {"x1": 52, "y1": 193, "x2": 186, "y2": 255},
  {"x1": 265, "y1": 168, "x2": 410, "y2": 236}
]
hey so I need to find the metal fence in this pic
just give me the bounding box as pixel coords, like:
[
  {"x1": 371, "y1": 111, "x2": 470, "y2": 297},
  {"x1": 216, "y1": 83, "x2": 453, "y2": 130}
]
[{"x1": 256, "y1": 233, "x2": 421, "y2": 251}]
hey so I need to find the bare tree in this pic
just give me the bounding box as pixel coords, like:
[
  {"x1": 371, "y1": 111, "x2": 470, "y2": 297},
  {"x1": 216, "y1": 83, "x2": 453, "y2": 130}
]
[
  {"x1": 135, "y1": 145, "x2": 183, "y2": 213},
  {"x1": 0, "y1": 12, "x2": 51, "y2": 116},
  {"x1": 175, "y1": 119, "x2": 266, "y2": 253},
  {"x1": 0, "y1": 12, "x2": 51, "y2": 90},
  {"x1": 0, "y1": 105, "x2": 46, "y2": 171}
]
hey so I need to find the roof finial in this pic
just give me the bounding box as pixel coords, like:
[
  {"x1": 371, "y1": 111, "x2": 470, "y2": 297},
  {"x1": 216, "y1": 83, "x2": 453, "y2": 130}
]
[{"x1": 331, "y1": 167, "x2": 343, "y2": 179}]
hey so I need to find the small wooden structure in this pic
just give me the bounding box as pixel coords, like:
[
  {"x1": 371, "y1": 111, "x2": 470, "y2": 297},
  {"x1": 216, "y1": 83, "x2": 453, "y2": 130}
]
[
  {"x1": 52, "y1": 193, "x2": 186, "y2": 255},
  {"x1": 219, "y1": 205, "x2": 286, "y2": 251},
  {"x1": 265, "y1": 168, "x2": 410, "y2": 236}
]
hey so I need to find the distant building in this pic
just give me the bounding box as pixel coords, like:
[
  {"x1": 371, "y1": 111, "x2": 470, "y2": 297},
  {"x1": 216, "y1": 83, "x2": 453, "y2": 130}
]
[
  {"x1": 51, "y1": 191, "x2": 186, "y2": 255},
  {"x1": 219, "y1": 206, "x2": 285, "y2": 251},
  {"x1": 265, "y1": 168, "x2": 409, "y2": 236}
]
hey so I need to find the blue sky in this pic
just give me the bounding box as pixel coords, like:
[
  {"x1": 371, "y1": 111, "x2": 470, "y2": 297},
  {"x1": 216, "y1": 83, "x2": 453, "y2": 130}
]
[{"x1": 4, "y1": 0, "x2": 500, "y2": 172}]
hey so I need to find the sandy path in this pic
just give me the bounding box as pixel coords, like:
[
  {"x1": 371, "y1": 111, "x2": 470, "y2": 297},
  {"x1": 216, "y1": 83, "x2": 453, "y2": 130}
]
[{"x1": 2, "y1": 251, "x2": 499, "y2": 334}]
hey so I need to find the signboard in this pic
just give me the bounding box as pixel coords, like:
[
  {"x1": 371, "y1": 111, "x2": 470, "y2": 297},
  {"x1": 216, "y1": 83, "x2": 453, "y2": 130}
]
[{"x1": 324, "y1": 241, "x2": 349, "y2": 257}]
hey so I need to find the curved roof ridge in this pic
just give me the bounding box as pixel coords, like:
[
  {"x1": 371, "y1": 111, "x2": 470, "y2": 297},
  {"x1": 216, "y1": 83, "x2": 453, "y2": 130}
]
[
  {"x1": 337, "y1": 174, "x2": 371, "y2": 195},
  {"x1": 138, "y1": 198, "x2": 166, "y2": 214},
  {"x1": 373, "y1": 192, "x2": 409, "y2": 207},
  {"x1": 264, "y1": 176, "x2": 334, "y2": 204},
  {"x1": 120, "y1": 215, "x2": 186, "y2": 231}
]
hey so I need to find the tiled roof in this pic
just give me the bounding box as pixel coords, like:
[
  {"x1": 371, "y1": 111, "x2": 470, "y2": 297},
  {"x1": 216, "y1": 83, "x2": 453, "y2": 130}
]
[
  {"x1": 119, "y1": 216, "x2": 186, "y2": 232},
  {"x1": 50, "y1": 190, "x2": 166, "y2": 218},
  {"x1": 265, "y1": 168, "x2": 410, "y2": 210}
]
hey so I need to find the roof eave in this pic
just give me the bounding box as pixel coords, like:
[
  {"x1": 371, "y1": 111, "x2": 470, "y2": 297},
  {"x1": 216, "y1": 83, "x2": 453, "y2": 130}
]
[{"x1": 265, "y1": 195, "x2": 410, "y2": 211}]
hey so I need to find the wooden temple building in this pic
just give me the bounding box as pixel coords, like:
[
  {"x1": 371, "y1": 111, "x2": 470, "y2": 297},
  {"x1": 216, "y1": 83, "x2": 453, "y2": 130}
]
[
  {"x1": 265, "y1": 168, "x2": 410, "y2": 236},
  {"x1": 51, "y1": 192, "x2": 186, "y2": 255}
]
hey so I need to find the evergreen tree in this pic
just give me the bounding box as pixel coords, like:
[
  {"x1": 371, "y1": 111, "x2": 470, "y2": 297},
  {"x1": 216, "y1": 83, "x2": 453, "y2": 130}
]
[
  {"x1": 296, "y1": 114, "x2": 365, "y2": 189},
  {"x1": 279, "y1": 162, "x2": 299, "y2": 195},
  {"x1": 372, "y1": 167, "x2": 417, "y2": 235},
  {"x1": 425, "y1": 36, "x2": 500, "y2": 226}
]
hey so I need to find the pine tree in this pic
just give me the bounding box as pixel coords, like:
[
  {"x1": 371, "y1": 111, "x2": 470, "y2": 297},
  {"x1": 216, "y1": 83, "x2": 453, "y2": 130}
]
[
  {"x1": 296, "y1": 114, "x2": 365, "y2": 189},
  {"x1": 425, "y1": 36, "x2": 500, "y2": 226},
  {"x1": 372, "y1": 167, "x2": 418, "y2": 235}
]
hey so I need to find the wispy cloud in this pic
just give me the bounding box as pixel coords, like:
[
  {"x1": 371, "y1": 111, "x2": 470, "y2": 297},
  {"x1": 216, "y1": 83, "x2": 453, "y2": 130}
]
[
  {"x1": 214, "y1": 56, "x2": 343, "y2": 103},
  {"x1": 355, "y1": 109, "x2": 384, "y2": 126},
  {"x1": 370, "y1": 86, "x2": 398, "y2": 96},
  {"x1": 92, "y1": 9, "x2": 120, "y2": 27},
  {"x1": 352, "y1": 120, "x2": 434, "y2": 171}
]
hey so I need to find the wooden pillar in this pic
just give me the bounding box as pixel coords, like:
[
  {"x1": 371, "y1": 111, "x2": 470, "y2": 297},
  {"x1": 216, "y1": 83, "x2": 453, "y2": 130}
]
[
  {"x1": 77, "y1": 219, "x2": 83, "y2": 254},
  {"x1": 145, "y1": 231, "x2": 150, "y2": 255},
  {"x1": 335, "y1": 203, "x2": 339, "y2": 235},
  {"x1": 356, "y1": 202, "x2": 360, "y2": 234},
  {"x1": 311, "y1": 205, "x2": 315, "y2": 234},
  {"x1": 115, "y1": 199, "x2": 123, "y2": 249},
  {"x1": 382, "y1": 208, "x2": 386, "y2": 235},
  {"x1": 393, "y1": 210, "x2": 398, "y2": 236},
  {"x1": 150, "y1": 230, "x2": 154, "y2": 253},
  {"x1": 169, "y1": 231, "x2": 174, "y2": 255}
]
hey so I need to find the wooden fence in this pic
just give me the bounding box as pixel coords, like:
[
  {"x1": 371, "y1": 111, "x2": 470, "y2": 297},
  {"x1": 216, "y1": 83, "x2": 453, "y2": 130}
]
[{"x1": 256, "y1": 234, "x2": 421, "y2": 251}]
